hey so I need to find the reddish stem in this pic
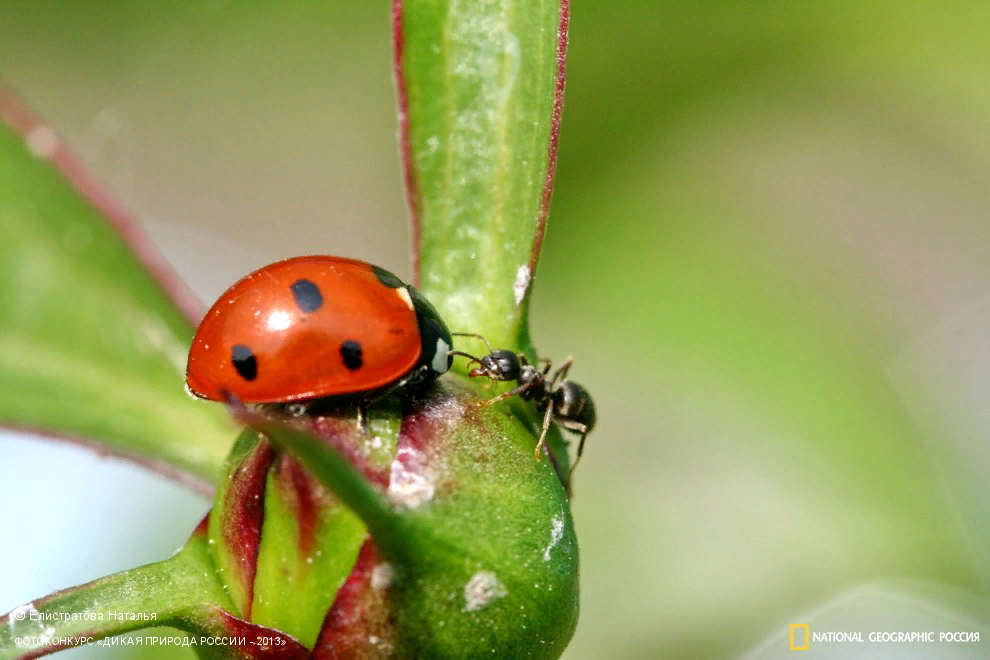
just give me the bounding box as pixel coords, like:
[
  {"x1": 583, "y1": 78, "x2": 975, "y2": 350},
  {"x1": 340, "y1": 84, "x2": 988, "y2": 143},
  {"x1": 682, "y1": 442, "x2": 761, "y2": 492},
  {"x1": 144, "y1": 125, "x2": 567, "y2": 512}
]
[
  {"x1": 527, "y1": 0, "x2": 570, "y2": 289},
  {"x1": 392, "y1": 0, "x2": 422, "y2": 287},
  {"x1": 0, "y1": 84, "x2": 204, "y2": 325}
]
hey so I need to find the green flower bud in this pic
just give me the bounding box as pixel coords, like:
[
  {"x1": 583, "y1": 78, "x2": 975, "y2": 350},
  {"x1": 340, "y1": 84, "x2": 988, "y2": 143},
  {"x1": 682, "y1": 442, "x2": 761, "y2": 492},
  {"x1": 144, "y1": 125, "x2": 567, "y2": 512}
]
[{"x1": 207, "y1": 377, "x2": 579, "y2": 658}]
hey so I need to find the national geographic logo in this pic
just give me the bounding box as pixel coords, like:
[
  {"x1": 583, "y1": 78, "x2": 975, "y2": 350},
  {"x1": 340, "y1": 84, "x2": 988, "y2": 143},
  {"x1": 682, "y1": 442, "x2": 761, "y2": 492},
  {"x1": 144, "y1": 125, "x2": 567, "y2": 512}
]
[
  {"x1": 788, "y1": 623, "x2": 979, "y2": 650},
  {"x1": 789, "y1": 624, "x2": 809, "y2": 651}
]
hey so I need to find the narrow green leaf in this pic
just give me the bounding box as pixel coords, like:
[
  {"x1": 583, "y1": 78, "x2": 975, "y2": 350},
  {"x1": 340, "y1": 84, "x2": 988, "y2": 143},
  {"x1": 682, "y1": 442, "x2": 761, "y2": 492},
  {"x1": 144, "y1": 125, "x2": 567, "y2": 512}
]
[
  {"x1": 208, "y1": 425, "x2": 371, "y2": 649},
  {"x1": 250, "y1": 454, "x2": 366, "y2": 648},
  {"x1": 237, "y1": 411, "x2": 411, "y2": 562},
  {"x1": 395, "y1": 0, "x2": 569, "y2": 356},
  {"x1": 0, "y1": 88, "x2": 234, "y2": 491}
]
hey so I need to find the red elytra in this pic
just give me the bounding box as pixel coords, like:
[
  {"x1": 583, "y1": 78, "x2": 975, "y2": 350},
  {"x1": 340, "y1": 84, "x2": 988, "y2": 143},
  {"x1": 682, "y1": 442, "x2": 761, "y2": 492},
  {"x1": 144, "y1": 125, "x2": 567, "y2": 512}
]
[{"x1": 185, "y1": 256, "x2": 453, "y2": 404}]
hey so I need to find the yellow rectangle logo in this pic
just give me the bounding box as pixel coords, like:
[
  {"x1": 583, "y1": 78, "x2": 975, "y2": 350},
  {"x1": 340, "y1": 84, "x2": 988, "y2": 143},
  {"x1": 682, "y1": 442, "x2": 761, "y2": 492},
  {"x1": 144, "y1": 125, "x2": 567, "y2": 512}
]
[{"x1": 790, "y1": 624, "x2": 809, "y2": 651}]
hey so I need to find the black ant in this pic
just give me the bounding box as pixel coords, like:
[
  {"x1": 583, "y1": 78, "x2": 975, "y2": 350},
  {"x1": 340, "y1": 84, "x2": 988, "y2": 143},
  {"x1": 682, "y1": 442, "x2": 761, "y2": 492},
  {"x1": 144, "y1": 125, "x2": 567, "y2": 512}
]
[{"x1": 450, "y1": 333, "x2": 596, "y2": 486}]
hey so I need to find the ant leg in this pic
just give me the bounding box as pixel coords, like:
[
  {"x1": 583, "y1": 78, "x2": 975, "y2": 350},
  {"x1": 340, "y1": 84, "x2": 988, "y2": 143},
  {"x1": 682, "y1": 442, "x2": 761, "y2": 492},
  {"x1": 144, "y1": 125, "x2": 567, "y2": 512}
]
[
  {"x1": 547, "y1": 355, "x2": 573, "y2": 390},
  {"x1": 518, "y1": 353, "x2": 552, "y2": 382},
  {"x1": 533, "y1": 404, "x2": 555, "y2": 460},
  {"x1": 479, "y1": 380, "x2": 533, "y2": 407},
  {"x1": 451, "y1": 332, "x2": 494, "y2": 353},
  {"x1": 564, "y1": 423, "x2": 590, "y2": 488},
  {"x1": 515, "y1": 354, "x2": 553, "y2": 383}
]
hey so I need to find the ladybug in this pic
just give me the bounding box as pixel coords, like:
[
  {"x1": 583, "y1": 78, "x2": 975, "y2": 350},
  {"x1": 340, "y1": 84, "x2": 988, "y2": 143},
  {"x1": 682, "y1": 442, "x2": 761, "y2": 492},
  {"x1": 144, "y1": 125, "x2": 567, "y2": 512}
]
[
  {"x1": 186, "y1": 256, "x2": 453, "y2": 426},
  {"x1": 451, "y1": 334, "x2": 596, "y2": 487}
]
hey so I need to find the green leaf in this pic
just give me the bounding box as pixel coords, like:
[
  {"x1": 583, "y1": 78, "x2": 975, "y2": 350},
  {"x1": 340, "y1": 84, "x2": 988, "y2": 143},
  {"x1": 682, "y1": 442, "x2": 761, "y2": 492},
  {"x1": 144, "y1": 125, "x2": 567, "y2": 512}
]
[
  {"x1": 0, "y1": 90, "x2": 234, "y2": 491},
  {"x1": 0, "y1": 535, "x2": 218, "y2": 659},
  {"x1": 396, "y1": 0, "x2": 569, "y2": 356},
  {"x1": 0, "y1": 523, "x2": 309, "y2": 659}
]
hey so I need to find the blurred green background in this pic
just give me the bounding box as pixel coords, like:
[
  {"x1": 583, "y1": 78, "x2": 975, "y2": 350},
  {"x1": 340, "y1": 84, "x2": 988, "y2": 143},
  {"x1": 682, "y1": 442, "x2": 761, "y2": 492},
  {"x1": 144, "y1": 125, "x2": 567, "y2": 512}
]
[{"x1": 3, "y1": 2, "x2": 990, "y2": 658}]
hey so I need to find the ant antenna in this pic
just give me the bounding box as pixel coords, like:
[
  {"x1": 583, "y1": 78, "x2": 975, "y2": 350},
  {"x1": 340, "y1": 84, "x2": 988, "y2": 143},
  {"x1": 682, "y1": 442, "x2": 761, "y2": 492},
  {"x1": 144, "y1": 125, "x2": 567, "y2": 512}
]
[
  {"x1": 451, "y1": 332, "x2": 494, "y2": 353},
  {"x1": 447, "y1": 349, "x2": 484, "y2": 366}
]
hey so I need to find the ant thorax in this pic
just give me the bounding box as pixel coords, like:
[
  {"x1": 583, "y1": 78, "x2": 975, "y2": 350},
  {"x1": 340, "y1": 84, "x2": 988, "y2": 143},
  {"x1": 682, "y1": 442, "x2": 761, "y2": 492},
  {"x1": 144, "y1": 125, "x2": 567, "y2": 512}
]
[{"x1": 517, "y1": 364, "x2": 547, "y2": 401}]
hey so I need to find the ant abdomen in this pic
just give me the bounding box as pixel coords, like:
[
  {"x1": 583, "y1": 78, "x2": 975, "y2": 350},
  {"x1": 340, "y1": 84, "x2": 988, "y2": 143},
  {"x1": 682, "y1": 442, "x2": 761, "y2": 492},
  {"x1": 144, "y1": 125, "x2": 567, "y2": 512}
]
[{"x1": 552, "y1": 381, "x2": 596, "y2": 434}]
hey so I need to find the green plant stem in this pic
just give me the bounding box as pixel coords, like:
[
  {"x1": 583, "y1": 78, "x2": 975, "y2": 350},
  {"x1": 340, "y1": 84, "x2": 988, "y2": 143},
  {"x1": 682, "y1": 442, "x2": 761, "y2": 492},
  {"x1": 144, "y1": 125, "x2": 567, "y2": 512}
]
[
  {"x1": 395, "y1": 0, "x2": 569, "y2": 357},
  {"x1": 0, "y1": 529, "x2": 232, "y2": 659}
]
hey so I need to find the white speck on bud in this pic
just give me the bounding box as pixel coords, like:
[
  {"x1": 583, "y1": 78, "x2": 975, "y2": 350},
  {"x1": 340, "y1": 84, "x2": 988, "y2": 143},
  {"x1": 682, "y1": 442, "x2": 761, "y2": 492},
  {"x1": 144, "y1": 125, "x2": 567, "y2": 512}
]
[
  {"x1": 371, "y1": 562, "x2": 396, "y2": 591},
  {"x1": 543, "y1": 514, "x2": 565, "y2": 562},
  {"x1": 388, "y1": 449, "x2": 435, "y2": 509},
  {"x1": 463, "y1": 571, "x2": 508, "y2": 612},
  {"x1": 513, "y1": 264, "x2": 531, "y2": 306}
]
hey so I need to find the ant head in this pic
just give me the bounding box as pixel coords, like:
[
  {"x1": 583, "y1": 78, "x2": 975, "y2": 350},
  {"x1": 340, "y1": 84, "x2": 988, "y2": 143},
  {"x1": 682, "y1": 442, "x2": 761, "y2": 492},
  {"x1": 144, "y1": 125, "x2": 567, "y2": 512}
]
[{"x1": 469, "y1": 349, "x2": 521, "y2": 382}]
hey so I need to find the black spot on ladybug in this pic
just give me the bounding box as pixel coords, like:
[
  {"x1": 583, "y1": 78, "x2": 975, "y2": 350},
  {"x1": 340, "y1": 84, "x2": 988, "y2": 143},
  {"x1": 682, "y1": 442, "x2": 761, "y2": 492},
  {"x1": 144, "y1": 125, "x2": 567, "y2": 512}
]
[
  {"x1": 372, "y1": 265, "x2": 405, "y2": 289},
  {"x1": 232, "y1": 344, "x2": 258, "y2": 381},
  {"x1": 340, "y1": 340, "x2": 363, "y2": 370},
  {"x1": 290, "y1": 278, "x2": 323, "y2": 313}
]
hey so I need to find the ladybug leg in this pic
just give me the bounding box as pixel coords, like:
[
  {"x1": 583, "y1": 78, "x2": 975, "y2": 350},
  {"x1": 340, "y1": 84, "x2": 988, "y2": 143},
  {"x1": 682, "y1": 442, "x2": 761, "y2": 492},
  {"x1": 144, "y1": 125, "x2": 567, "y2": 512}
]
[
  {"x1": 220, "y1": 390, "x2": 245, "y2": 409},
  {"x1": 356, "y1": 399, "x2": 371, "y2": 435},
  {"x1": 390, "y1": 364, "x2": 429, "y2": 391},
  {"x1": 533, "y1": 403, "x2": 555, "y2": 460},
  {"x1": 356, "y1": 365, "x2": 430, "y2": 433}
]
